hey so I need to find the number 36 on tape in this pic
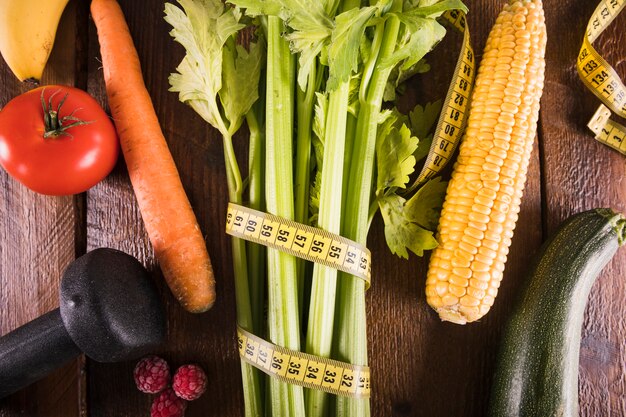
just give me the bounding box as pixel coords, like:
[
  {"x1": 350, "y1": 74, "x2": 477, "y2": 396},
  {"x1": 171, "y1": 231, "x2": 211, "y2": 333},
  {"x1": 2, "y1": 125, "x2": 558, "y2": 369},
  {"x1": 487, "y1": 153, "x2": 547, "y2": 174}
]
[{"x1": 225, "y1": 203, "x2": 372, "y2": 287}]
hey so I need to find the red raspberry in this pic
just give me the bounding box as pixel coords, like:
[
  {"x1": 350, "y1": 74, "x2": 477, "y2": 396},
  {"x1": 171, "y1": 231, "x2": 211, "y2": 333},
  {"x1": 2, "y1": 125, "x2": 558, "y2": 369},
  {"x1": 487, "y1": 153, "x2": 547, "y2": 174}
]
[
  {"x1": 134, "y1": 356, "x2": 170, "y2": 394},
  {"x1": 172, "y1": 364, "x2": 207, "y2": 401},
  {"x1": 151, "y1": 388, "x2": 187, "y2": 417}
]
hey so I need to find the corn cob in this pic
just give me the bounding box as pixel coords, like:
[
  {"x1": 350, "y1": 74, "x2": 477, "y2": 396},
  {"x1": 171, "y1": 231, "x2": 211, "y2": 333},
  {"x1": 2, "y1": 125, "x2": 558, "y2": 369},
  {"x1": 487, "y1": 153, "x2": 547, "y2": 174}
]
[{"x1": 425, "y1": 0, "x2": 547, "y2": 324}]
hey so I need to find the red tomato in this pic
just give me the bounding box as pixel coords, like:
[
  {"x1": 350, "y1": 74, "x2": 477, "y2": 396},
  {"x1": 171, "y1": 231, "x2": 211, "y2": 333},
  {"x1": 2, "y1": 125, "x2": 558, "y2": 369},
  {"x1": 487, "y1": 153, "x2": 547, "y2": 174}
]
[{"x1": 0, "y1": 85, "x2": 119, "y2": 195}]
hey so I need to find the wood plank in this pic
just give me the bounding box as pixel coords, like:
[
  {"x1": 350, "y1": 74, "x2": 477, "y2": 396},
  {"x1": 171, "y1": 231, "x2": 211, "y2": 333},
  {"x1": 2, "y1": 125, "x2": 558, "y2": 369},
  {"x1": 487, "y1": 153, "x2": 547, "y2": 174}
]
[
  {"x1": 77, "y1": 1, "x2": 626, "y2": 416},
  {"x1": 0, "y1": 1, "x2": 86, "y2": 416},
  {"x1": 85, "y1": 1, "x2": 243, "y2": 415},
  {"x1": 540, "y1": 1, "x2": 626, "y2": 415}
]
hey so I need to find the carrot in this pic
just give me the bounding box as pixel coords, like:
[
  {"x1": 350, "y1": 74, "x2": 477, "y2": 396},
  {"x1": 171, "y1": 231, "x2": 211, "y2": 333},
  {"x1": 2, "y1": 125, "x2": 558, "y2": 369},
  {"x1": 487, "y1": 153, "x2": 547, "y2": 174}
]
[{"x1": 90, "y1": 0, "x2": 215, "y2": 313}]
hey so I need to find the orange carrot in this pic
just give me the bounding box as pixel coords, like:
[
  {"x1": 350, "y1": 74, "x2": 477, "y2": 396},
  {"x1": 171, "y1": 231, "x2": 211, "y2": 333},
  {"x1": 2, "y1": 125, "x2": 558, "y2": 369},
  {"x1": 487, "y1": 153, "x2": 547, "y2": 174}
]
[{"x1": 91, "y1": 0, "x2": 215, "y2": 313}]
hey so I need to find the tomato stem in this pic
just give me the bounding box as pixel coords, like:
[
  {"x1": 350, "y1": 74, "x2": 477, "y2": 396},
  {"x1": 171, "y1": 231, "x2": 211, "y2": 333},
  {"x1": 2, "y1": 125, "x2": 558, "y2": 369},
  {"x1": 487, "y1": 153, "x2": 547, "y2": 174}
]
[{"x1": 41, "y1": 89, "x2": 93, "y2": 138}]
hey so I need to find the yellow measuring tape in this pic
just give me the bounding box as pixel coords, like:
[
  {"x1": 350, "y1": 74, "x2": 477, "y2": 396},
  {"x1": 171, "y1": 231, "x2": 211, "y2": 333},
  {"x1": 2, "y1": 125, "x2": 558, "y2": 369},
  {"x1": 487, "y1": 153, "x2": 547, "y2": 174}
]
[
  {"x1": 227, "y1": 205, "x2": 372, "y2": 398},
  {"x1": 225, "y1": 203, "x2": 372, "y2": 288},
  {"x1": 588, "y1": 104, "x2": 626, "y2": 153},
  {"x1": 238, "y1": 326, "x2": 371, "y2": 398},
  {"x1": 577, "y1": 0, "x2": 626, "y2": 152},
  {"x1": 412, "y1": 9, "x2": 475, "y2": 187}
]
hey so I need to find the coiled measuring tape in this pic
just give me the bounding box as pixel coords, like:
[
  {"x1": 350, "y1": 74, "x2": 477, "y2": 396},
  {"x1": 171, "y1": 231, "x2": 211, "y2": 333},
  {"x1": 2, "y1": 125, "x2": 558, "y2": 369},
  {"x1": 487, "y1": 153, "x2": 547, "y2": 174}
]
[
  {"x1": 588, "y1": 104, "x2": 626, "y2": 153},
  {"x1": 237, "y1": 326, "x2": 371, "y2": 398},
  {"x1": 412, "y1": 9, "x2": 475, "y2": 187},
  {"x1": 225, "y1": 203, "x2": 371, "y2": 288},
  {"x1": 578, "y1": 0, "x2": 626, "y2": 153}
]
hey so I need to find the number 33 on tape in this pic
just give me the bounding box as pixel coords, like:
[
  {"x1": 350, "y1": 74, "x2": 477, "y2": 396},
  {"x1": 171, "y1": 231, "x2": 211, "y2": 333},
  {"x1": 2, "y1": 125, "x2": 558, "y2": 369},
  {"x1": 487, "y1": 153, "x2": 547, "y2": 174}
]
[
  {"x1": 225, "y1": 203, "x2": 372, "y2": 288},
  {"x1": 237, "y1": 326, "x2": 371, "y2": 398}
]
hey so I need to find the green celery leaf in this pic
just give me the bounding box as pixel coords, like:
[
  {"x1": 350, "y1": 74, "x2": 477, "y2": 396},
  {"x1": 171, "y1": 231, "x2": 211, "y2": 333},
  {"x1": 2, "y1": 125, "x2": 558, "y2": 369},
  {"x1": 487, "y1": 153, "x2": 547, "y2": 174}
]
[
  {"x1": 377, "y1": 108, "x2": 402, "y2": 142},
  {"x1": 282, "y1": 0, "x2": 332, "y2": 28},
  {"x1": 220, "y1": 39, "x2": 265, "y2": 134},
  {"x1": 405, "y1": 0, "x2": 468, "y2": 18},
  {"x1": 348, "y1": 72, "x2": 362, "y2": 116},
  {"x1": 227, "y1": 0, "x2": 284, "y2": 18},
  {"x1": 359, "y1": 26, "x2": 373, "y2": 67},
  {"x1": 404, "y1": 0, "x2": 444, "y2": 8},
  {"x1": 379, "y1": 194, "x2": 438, "y2": 258},
  {"x1": 409, "y1": 100, "x2": 442, "y2": 139},
  {"x1": 326, "y1": 6, "x2": 378, "y2": 91},
  {"x1": 312, "y1": 92, "x2": 328, "y2": 167},
  {"x1": 324, "y1": 0, "x2": 342, "y2": 16},
  {"x1": 384, "y1": 0, "x2": 467, "y2": 72},
  {"x1": 376, "y1": 122, "x2": 418, "y2": 193},
  {"x1": 383, "y1": 75, "x2": 397, "y2": 102},
  {"x1": 216, "y1": 6, "x2": 247, "y2": 42},
  {"x1": 376, "y1": 108, "x2": 409, "y2": 159},
  {"x1": 288, "y1": 29, "x2": 331, "y2": 89},
  {"x1": 384, "y1": 58, "x2": 430, "y2": 102},
  {"x1": 232, "y1": 0, "x2": 333, "y2": 89},
  {"x1": 414, "y1": 134, "x2": 432, "y2": 162},
  {"x1": 396, "y1": 57, "x2": 430, "y2": 85},
  {"x1": 309, "y1": 170, "x2": 322, "y2": 222},
  {"x1": 378, "y1": 108, "x2": 395, "y2": 126},
  {"x1": 409, "y1": 101, "x2": 441, "y2": 162},
  {"x1": 309, "y1": 91, "x2": 327, "y2": 218},
  {"x1": 230, "y1": 0, "x2": 338, "y2": 22},
  {"x1": 404, "y1": 176, "x2": 448, "y2": 229},
  {"x1": 380, "y1": 107, "x2": 409, "y2": 129},
  {"x1": 381, "y1": 16, "x2": 446, "y2": 71},
  {"x1": 165, "y1": 0, "x2": 244, "y2": 134},
  {"x1": 282, "y1": 0, "x2": 333, "y2": 91}
]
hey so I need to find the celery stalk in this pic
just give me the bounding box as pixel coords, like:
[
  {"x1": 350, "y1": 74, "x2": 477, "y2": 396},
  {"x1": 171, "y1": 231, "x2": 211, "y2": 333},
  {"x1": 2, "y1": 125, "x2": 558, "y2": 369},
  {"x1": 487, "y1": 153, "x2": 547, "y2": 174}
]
[
  {"x1": 246, "y1": 110, "x2": 266, "y2": 337},
  {"x1": 305, "y1": 81, "x2": 350, "y2": 417},
  {"x1": 295, "y1": 64, "x2": 319, "y2": 311},
  {"x1": 265, "y1": 16, "x2": 305, "y2": 417},
  {"x1": 294, "y1": 64, "x2": 318, "y2": 228},
  {"x1": 335, "y1": 3, "x2": 402, "y2": 416},
  {"x1": 342, "y1": 109, "x2": 357, "y2": 209},
  {"x1": 223, "y1": 134, "x2": 264, "y2": 417}
]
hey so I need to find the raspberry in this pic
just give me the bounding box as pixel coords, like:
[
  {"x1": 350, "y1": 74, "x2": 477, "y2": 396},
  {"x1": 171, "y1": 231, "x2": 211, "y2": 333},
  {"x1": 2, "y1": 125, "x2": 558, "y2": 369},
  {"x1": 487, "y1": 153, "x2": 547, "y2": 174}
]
[
  {"x1": 134, "y1": 356, "x2": 170, "y2": 394},
  {"x1": 172, "y1": 364, "x2": 207, "y2": 401},
  {"x1": 151, "y1": 388, "x2": 187, "y2": 417}
]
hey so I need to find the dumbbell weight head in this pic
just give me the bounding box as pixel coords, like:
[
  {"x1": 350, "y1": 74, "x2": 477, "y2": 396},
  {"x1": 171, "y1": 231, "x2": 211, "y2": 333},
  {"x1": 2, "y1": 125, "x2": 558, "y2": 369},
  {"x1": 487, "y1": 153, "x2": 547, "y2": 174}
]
[{"x1": 0, "y1": 248, "x2": 166, "y2": 398}]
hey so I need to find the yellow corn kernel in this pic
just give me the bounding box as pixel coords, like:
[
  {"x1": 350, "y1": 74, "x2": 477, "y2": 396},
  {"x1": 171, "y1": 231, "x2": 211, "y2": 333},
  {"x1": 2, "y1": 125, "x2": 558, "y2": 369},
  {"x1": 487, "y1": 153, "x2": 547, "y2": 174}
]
[
  {"x1": 426, "y1": 0, "x2": 546, "y2": 325},
  {"x1": 449, "y1": 284, "x2": 467, "y2": 298},
  {"x1": 469, "y1": 278, "x2": 489, "y2": 291}
]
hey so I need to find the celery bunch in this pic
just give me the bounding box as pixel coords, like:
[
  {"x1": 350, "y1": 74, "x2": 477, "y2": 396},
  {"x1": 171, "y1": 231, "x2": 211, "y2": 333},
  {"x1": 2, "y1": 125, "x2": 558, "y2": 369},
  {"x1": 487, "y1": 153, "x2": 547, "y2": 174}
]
[{"x1": 165, "y1": 0, "x2": 467, "y2": 416}]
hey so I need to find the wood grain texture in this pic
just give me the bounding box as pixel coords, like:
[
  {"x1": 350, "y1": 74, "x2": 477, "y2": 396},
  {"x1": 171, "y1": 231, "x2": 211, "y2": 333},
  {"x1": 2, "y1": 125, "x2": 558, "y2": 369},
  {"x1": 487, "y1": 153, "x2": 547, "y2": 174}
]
[
  {"x1": 0, "y1": 1, "x2": 84, "y2": 416},
  {"x1": 373, "y1": 5, "x2": 543, "y2": 416},
  {"x1": 85, "y1": 2, "x2": 243, "y2": 416},
  {"x1": 540, "y1": 3, "x2": 626, "y2": 416},
  {"x1": 0, "y1": 0, "x2": 624, "y2": 416}
]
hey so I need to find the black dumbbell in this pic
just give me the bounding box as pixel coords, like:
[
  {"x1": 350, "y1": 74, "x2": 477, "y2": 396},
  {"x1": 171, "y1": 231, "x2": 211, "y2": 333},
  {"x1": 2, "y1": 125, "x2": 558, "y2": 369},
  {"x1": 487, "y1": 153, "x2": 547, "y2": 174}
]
[{"x1": 0, "y1": 248, "x2": 166, "y2": 398}]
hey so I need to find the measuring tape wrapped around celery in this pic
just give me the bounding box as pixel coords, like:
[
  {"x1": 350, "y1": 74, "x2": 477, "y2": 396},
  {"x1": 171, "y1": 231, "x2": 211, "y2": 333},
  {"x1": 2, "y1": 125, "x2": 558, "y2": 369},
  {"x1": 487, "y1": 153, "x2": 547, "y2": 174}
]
[
  {"x1": 578, "y1": 0, "x2": 626, "y2": 153},
  {"x1": 165, "y1": 0, "x2": 474, "y2": 413},
  {"x1": 226, "y1": 204, "x2": 372, "y2": 286}
]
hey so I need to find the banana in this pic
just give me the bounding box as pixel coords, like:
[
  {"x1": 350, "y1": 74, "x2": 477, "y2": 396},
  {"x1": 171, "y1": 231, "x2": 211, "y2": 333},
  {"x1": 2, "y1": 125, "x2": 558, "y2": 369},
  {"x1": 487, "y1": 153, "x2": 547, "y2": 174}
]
[{"x1": 0, "y1": 0, "x2": 70, "y2": 82}]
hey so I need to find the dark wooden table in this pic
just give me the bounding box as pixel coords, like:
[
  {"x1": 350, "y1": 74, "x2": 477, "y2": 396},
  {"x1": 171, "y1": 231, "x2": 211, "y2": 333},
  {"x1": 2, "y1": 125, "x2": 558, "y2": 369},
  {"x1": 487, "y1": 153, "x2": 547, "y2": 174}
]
[{"x1": 1, "y1": 0, "x2": 624, "y2": 416}]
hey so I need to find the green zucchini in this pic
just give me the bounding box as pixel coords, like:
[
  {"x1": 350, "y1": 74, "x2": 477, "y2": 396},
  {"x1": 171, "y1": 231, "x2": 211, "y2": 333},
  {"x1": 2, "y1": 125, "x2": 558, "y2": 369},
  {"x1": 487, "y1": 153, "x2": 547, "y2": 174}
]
[{"x1": 488, "y1": 208, "x2": 626, "y2": 417}]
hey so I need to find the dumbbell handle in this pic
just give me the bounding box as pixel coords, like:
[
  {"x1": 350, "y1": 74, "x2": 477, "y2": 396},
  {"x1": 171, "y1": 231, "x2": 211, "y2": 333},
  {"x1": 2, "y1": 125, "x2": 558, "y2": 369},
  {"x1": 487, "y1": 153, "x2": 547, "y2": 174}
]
[{"x1": 0, "y1": 309, "x2": 80, "y2": 398}]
